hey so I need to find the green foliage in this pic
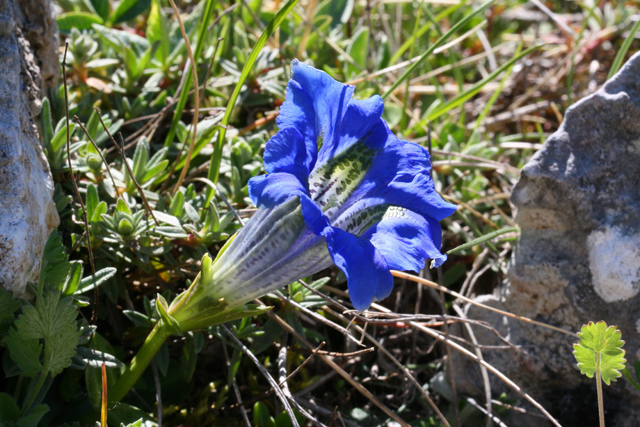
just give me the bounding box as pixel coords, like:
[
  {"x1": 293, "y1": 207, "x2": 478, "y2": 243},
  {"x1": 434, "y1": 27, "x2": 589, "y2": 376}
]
[
  {"x1": 42, "y1": 231, "x2": 71, "y2": 291},
  {"x1": 574, "y1": 321, "x2": 626, "y2": 385},
  {"x1": 621, "y1": 360, "x2": 640, "y2": 393},
  {"x1": 0, "y1": 289, "x2": 20, "y2": 336},
  {"x1": 6, "y1": 291, "x2": 80, "y2": 377},
  {"x1": 14, "y1": 0, "x2": 640, "y2": 424}
]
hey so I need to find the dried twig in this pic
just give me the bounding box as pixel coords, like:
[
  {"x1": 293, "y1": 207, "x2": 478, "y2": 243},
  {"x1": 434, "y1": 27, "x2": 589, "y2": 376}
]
[
  {"x1": 73, "y1": 116, "x2": 122, "y2": 203},
  {"x1": 277, "y1": 334, "x2": 326, "y2": 426},
  {"x1": 94, "y1": 108, "x2": 159, "y2": 226},
  {"x1": 221, "y1": 339, "x2": 251, "y2": 427},
  {"x1": 221, "y1": 325, "x2": 300, "y2": 427},
  {"x1": 264, "y1": 309, "x2": 411, "y2": 427},
  {"x1": 168, "y1": 0, "x2": 199, "y2": 195},
  {"x1": 322, "y1": 306, "x2": 450, "y2": 426},
  {"x1": 452, "y1": 304, "x2": 493, "y2": 427},
  {"x1": 62, "y1": 43, "x2": 97, "y2": 321},
  {"x1": 390, "y1": 271, "x2": 574, "y2": 336}
]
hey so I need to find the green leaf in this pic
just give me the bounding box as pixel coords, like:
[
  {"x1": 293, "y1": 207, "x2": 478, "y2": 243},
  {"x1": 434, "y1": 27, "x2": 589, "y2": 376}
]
[
  {"x1": 180, "y1": 339, "x2": 197, "y2": 382},
  {"x1": 156, "y1": 294, "x2": 181, "y2": 334},
  {"x1": 85, "y1": 332, "x2": 120, "y2": 407},
  {"x1": 110, "y1": 0, "x2": 151, "y2": 24},
  {"x1": 608, "y1": 17, "x2": 640, "y2": 79},
  {"x1": 42, "y1": 230, "x2": 70, "y2": 290},
  {"x1": 90, "y1": 0, "x2": 110, "y2": 21},
  {"x1": 116, "y1": 198, "x2": 132, "y2": 215},
  {"x1": 16, "y1": 292, "x2": 77, "y2": 341},
  {"x1": 0, "y1": 288, "x2": 20, "y2": 326},
  {"x1": 11, "y1": 291, "x2": 80, "y2": 378},
  {"x1": 85, "y1": 58, "x2": 121, "y2": 69},
  {"x1": 76, "y1": 267, "x2": 118, "y2": 294},
  {"x1": 62, "y1": 261, "x2": 83, "y2": 296},
  {"x1": 76, "y1": 346, "x2": 123, "y2": 369},
  {"x1": 574, "y1": 321, "x2": 626, "y2": 385},
  {"x1": 154, "y1": 226, "x2": 189, "y2": 239},
  {"x1": 56, "y1": 12, "x2": 104, "y2": 34},
  {"x1": 123, "y1": 46, "x2": 140, "y2": 81},
  {"x1": 315, "y1": 0, "x2": 354, "y2": 29},
  {"x1": 5, "y1": 331, "x2": 43, "y2": 378},
  {"x1": 85, "y1": 183, "x2": 99, "y2": 220},
  {"x1": 147, "y1": 0, "x2": 170, "y2": 64},
  {"x1": 208, "y1": 0, "x2": 299, "y2": 189},
  {"x1": 253, "y1": 401, "x2": 276, "y2": 427},
  {"x1": 346, "y1": 26, "x2": 369, "y2": 77},
  {"x1": 0, "y1": 393, "x2": 20, "y2": 422},
  {"x1": 18, "y1": 404, "x2": 49, "y2": 427},
  {"x1": 447, "y1": 227, "x2": 518, "y2": 255},
  {"x1": 40, "y1": 98, "x2": 54, "y2": 146},
  {"x1": 47, "y1": 332, "x2": 80, "y2": 376},
  {"x1": 92, "y1": 24, "x2": 150, "y2": 56}
]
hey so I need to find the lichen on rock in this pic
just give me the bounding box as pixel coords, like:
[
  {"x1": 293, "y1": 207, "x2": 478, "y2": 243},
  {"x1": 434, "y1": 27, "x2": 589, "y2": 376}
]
[
  {"x1": 0, "y1": 0, "x2": 59, "y2": 296},
  {"x1": 452, "y1": 51, "x2": 640, "y2": 426}
]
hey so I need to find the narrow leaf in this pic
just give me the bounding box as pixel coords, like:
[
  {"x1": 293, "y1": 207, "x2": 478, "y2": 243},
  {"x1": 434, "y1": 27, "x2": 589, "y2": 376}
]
[{"x1": 207, "y1": 0, "x2": 299, "y2": 190}]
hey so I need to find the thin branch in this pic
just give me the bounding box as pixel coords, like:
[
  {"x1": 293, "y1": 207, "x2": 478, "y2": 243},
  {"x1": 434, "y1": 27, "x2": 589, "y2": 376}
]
[
  {"x1": 221, "y1": 339, "x2": 251, "y2": 427},
  {"x1": 73, "y1": 116, "x2": 122, "y2": 203},
  {"x1": 93, "y1": 108, "x2": 159, "y2": 226},
  {"x1": 62, "y1": 43, "x2": 97, "y2": 321},
  {"x1": 390, "y1": 271, "x2": 575, "y2": 336},
  {"x1": 221, "y1": 326, "x2": 300, "y2": 427},
  {"x1": 277, "y1": 334, "x2": 327, "y2": 426},
  {"x1": 263, "y1": 309, "x2": 411, "y2": 427},
  {"x1": 321, "y1": 307, "x2": 450, "y2": 426},
  {"x1": 168, "y1": 0, "x2": 199, "y2": 195}
]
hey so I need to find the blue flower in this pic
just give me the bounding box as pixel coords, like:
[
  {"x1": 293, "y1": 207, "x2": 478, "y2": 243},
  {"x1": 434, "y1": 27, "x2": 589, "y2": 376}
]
[
  {"x1": 172, "y1": 61, "x2": 456, "y2": 320},
  {"x1": 234, "y1": 60, "x2": 456, "y2": 310}
]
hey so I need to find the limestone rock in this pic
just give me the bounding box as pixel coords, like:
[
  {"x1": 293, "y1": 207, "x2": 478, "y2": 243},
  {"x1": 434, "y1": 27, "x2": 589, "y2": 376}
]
[
  {"x1": 453, "y1": 52, "x2": 640, "y2": 425},
  {"x1": 0, "y1": 0, "x2": 59, "y2": 296}
]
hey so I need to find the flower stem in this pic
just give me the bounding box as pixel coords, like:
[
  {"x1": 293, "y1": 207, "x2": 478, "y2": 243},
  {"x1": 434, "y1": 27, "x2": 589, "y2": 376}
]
[
  {"x1": 109, "y1": 320, "x2": 174, "y2": 403},
  {"x1": 596, "y1": 352, "x2": 605, "y2": 427}
]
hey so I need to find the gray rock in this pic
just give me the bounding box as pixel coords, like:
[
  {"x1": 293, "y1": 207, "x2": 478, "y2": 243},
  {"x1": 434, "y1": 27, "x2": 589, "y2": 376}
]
[
  {"x1": 0, "y1": 0, "x2": 59, "y2": 296},
  {"x1": 453, "y1": 52, "x2": 640, "y2": 426}
]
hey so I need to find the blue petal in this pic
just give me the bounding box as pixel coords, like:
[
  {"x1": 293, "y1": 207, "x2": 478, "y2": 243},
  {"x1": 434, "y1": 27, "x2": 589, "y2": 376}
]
[
  {"x1": 290, "y1": 60, "x2": 353, "y2": 155},
  {"x1": 299, "y1": 194, "x2": 331, "y2": 235},
  {"x1": 316, "y1": 95, "x2": 385, "y2": 165},
  {"x1": 276, "y1": 80, "x2": 318, "y2": 169},
  {"x1": 361, "y1": 207, "x2": 447, "y2": 271},
  {"x1": 248, "y1": 172, "x2": 308, "y2": 209},
  {"x1": 264, "y1": 127, "x2": 312, "y2": 179},
  {"x1": 325, "y1": 227, "x2": 393, "y2": 311},
  {"x1": 334, "y1": 129, "x2": 457, "y2": 222}
]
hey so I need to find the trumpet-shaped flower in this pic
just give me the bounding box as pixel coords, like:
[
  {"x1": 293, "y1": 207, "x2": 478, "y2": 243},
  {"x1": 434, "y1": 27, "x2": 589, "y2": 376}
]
[
  {"x1": 172, "y1": 60, "x2": 456, "y2": 326},
  {"x1": 111, "y1": 61, "x2": 457, "y2": 404}
]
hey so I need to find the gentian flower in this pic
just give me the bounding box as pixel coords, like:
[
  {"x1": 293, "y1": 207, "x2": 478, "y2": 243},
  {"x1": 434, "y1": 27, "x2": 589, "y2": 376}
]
[
  {"x1": 173, "y1": 60, "x2": 456, "y2": 315},
  {"x1": 110, "y1": 61, "x2": 456, "y2": 402}
]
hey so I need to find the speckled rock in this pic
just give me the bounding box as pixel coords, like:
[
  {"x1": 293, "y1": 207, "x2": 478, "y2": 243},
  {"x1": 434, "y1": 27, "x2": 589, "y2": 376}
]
[
  {"x1": 0, "y1": 0, "x2": 59, "y2": 296},
  {"x1": 452, "y1": 52, "x2": 640, "y2": 426}
]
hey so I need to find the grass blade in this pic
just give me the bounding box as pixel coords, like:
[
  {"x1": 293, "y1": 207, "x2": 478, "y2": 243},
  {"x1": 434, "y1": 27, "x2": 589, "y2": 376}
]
[
  {"x1": 207, "y1": 0, "x2": 299, "y2": 190},
  {"x1": 381, "y1": 0, "x2": 495, "y2": 99},
  {"x1": 388, "y1": 4, "x2": 461, "y2": 66},
  {"x1": 163, "y1": 0, "x2": 216, "y2": 148},
  {"x1": 608, "y1": 17, "x2": 640, "y2": 79},
  {"x1": 426, "y1": 44, "x2": 542, "y2": 122},
  {"x1": 447, "y1": 226, "x2": 518, "y2": 255},
  {"x1": 474, "y1": 43, "x2": 522, "y2": 128}
]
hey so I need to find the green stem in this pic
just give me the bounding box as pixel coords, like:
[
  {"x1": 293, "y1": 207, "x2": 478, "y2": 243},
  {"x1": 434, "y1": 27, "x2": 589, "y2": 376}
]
[
  {"x1": 21, "y1": 367, "x2": 48, "y2": 415},
  {"x1": 109, "y1": 320, "x2": 174, "y2": 403},
  {"x1": 596, "y1": 352, "x2": 605, "y2": 427}
]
